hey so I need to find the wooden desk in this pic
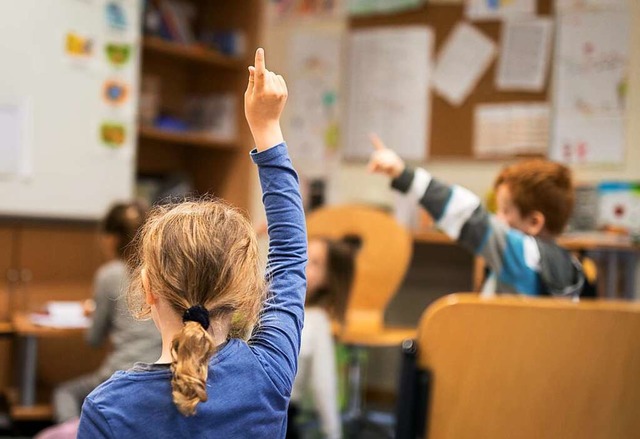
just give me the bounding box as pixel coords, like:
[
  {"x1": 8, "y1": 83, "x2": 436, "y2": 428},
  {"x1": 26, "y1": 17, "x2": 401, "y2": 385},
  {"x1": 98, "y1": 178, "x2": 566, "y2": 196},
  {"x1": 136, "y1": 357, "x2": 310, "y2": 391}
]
[
  {"x1": 0, "y1": 321, "x2": 12, "y2": 335},
  {"x1": 12, "y1": 312, "x2": 85, "y2": 411},
  {"x1": 414, "y1": 229, "x2": 640, "y2": 298}
]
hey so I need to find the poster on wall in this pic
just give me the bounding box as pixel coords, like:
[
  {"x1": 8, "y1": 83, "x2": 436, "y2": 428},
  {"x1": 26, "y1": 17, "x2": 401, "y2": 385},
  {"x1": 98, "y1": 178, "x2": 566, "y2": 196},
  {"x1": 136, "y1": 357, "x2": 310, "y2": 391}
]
[
  {"x1": 550, "y1": 7, "x2": 630, "y2": 164},
  {"x1": 287, "y1": 30, "x2": 343, "y2": 176},
  {"x1": 345, "y1": 26, "x2": 433, "y2": 161}
]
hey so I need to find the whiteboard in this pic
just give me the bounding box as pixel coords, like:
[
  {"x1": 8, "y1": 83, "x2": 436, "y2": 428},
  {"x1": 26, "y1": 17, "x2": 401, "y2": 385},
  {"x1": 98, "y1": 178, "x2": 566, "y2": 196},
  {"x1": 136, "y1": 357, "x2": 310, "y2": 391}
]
[{"x1": 0, "y1": 0, "x2": 141, "y2": 220}]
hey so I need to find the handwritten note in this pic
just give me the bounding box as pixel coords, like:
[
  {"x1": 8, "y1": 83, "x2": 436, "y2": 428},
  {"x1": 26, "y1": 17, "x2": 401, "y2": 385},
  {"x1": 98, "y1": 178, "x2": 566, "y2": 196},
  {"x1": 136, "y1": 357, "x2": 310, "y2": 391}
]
[
  {"x1": 345, "y1": 26, "x2": 433, "y2": 161},
  {"x1": 496, "y1": 18, "x2": 553, "y2": 91}
]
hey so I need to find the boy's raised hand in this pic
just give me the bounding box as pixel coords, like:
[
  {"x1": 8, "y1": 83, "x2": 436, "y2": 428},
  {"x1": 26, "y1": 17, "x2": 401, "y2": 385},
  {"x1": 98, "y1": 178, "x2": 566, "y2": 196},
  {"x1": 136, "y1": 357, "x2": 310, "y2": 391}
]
[
  {"x1": 244, "y1": 48, "x2": 288, "y2": 152},
  {"x1": 367, "y1": 133, "x2": 405, "y2": 179}
]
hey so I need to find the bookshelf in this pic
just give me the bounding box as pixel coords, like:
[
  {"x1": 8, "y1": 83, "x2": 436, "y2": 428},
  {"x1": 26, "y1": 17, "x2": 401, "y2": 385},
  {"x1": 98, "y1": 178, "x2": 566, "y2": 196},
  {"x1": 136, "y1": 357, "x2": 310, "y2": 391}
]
[{"x1": 137, "y1": 0, "x2": 263, "y2": 211}]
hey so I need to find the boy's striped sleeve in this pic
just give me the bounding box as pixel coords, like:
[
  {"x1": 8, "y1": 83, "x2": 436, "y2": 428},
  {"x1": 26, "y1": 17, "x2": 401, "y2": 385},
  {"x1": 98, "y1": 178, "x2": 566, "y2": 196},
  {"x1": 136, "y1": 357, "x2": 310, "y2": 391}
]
[{"x1": 392, "y1": 167, "x2": 541, "y2": 295}]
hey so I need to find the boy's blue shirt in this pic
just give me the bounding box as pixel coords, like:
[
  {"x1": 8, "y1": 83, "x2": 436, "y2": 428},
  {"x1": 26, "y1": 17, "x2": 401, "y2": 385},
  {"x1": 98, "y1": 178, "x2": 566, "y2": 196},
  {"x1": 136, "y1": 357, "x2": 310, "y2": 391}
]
[{"x1": 77, "y1": 142, "x2": 308, "y2": 439}]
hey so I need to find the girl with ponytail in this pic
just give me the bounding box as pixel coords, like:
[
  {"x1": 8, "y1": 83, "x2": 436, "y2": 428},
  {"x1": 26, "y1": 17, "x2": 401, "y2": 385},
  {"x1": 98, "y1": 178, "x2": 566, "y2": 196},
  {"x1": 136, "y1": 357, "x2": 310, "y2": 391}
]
[{"x1": 78, "y1": 48, "x2": 307, "y2": 438}]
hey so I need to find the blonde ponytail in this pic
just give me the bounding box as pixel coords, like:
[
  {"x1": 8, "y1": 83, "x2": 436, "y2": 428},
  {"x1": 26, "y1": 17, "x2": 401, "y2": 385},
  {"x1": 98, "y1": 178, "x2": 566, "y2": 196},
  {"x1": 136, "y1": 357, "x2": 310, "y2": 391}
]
[{"x1": 170, "y1": 321, "x2": 216, "y2": 416}]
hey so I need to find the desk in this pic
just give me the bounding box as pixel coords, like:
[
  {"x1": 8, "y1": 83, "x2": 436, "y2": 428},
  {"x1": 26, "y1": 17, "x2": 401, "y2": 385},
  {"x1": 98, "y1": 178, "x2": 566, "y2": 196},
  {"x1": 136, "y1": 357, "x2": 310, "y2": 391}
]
[
  {"x1": 414, "y1": 230, "x2": 640, "y2": 298},
  {"x1": 12, "y1": 312, "x2": 85, "y2": 410},
  {"x1": 0, "y1": 321, "x2": 12, "y2": 336}
]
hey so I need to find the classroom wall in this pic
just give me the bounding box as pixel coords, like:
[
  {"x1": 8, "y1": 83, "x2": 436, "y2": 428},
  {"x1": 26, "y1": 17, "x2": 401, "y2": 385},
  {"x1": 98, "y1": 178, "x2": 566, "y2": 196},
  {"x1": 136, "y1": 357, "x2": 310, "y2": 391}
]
[
  {"x1": 253, "y1": 0, "x2": 640, "y2": 393},
  {"x1": 254, "y1": 0, "x2": 640, "y2": 211}
]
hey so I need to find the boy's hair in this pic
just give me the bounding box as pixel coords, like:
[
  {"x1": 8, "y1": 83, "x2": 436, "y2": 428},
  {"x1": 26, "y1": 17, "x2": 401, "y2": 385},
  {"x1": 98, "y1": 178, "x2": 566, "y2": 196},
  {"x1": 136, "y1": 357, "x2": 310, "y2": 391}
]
[
  {"x1": 101, "y1": 202, "x2": 147, "y2": 260},
  {"x1": 127, "y1": 199, "x2": 266, "y2": 416},
  {"x1": 494, "y1": 159, "x2": 574, "y2": 236},
  {"x1": 307, "y1": 237, "x2": 357, "y2": 323}
]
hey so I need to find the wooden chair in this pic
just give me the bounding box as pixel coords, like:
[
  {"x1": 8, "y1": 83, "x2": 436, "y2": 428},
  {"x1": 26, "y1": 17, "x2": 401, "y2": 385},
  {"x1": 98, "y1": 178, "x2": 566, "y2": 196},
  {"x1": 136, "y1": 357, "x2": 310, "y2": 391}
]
[
  {"x1": 306, "y1": 204, "x2": 414, "y2": 434},
  {"x1": 396, "y1": 294, "x2": 640, "y2": 439}
]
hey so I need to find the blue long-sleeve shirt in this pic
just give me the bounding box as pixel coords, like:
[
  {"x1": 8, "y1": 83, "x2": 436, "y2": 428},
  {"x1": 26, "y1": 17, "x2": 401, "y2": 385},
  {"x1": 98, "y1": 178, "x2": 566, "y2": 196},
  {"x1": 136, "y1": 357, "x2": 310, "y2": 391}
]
[{"x1": 77, "y1": 142, "x2": 307, "y2": 439}]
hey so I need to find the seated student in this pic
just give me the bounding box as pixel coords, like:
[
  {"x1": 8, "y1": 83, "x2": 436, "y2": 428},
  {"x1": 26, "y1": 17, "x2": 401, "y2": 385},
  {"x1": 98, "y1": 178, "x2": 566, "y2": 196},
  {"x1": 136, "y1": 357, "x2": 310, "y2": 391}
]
[
  {"x1": 77, "y1": 48, "x2": 307, "y2": 438},
  {"x1": 288, "y1": 238, "x2": 356, "y2": 439},
  {"x1": 368, "y1": 135, "x2": 584, "y2": 297},
  {"x1": 42, "y1": 202, "x2": 161, "y2": 434}
]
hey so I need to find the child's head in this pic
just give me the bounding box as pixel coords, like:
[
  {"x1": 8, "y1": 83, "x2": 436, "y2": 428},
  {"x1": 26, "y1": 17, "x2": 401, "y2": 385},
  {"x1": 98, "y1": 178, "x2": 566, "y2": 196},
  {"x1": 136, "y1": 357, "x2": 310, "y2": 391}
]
[
  {"x1": 306, "y1": 237, "x2": 356, "y2": 322},
  {"x1": 494, "y1": 159, "x2": 574, "y2": 238},
  {"x1": 128, "y1": 200, "x2": 266, "y2": 416},
  {"x1": 100, "y1": 202, "x2": 147, "y2": 260}
]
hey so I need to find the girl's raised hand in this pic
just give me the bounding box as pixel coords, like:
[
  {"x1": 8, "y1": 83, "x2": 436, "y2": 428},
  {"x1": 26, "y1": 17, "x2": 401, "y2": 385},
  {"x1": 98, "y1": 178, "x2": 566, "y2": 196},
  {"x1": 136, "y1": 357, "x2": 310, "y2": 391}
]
[
  {"x1": 244, "y1": 48, "x2": 288, "y2": 152},
  {"x1": 367, "y1": 133, "x2": 405, "y2": 179}
]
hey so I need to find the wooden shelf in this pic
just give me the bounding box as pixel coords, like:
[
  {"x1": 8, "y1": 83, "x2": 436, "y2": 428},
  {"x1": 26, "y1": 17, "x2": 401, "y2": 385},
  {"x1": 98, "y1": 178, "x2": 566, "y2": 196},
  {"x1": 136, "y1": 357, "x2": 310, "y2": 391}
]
[
  {"x1": 142, "y1": 36, "x2": 244, "y2": 70},
  {"x1": 138, "y1": 126, "x2": 238, "y2": 149}
]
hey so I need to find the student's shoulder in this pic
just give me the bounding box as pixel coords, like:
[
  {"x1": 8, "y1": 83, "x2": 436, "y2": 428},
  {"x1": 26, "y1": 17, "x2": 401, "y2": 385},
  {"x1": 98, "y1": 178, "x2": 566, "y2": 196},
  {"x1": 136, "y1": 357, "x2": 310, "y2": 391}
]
[
  {"x1": 85, "y1": 371, "x2": 129, "y2": 407},
  {"x1": 95, "y1": 260, "x2": 127, "y2": 286}
]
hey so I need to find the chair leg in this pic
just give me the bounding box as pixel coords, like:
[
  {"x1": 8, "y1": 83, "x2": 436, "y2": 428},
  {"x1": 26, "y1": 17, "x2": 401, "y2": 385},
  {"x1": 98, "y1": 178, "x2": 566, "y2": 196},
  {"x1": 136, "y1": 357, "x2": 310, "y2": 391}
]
[
  {"x1": 344, "y1": 345, "x2": 364, "y2": 421},
  {"x1": 342, "y1": 345, "x2": 395, "y2": 439}
]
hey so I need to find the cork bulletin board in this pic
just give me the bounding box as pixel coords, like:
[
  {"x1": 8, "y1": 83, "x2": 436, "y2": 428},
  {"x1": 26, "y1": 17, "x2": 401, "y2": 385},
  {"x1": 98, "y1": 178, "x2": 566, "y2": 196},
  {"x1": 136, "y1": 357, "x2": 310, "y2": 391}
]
[{"x1": 349, "y1": 0, "x2": 553, "y2": 159}]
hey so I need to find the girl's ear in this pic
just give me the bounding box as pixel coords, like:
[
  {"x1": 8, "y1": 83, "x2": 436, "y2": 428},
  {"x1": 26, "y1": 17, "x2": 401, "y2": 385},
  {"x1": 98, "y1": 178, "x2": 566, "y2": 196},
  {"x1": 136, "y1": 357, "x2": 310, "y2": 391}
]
[{"x1": 141, "y1": 268, "x2": 157, "y2": 306}]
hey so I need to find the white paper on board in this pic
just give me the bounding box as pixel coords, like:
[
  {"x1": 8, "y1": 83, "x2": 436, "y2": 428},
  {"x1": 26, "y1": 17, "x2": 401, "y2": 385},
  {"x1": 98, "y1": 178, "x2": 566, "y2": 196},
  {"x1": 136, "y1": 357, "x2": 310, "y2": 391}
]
[
  {"x1": 346, "y1": 26, "x2": 433, "y2": 161},
  {"x1": 496, "y1": 18, "x2": 553, "y2": 91},
  {"x1": 432, "y1": 23, "x2": 496, "y2": 107}
]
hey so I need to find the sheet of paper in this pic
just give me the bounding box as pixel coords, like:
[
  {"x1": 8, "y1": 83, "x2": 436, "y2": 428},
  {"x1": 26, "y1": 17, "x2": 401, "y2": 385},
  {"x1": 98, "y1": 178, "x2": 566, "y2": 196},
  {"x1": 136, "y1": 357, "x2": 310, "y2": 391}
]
[
  {"x1": 0, "y1": 99, "x2": 30, "y2": 178},
  {"x1": 466, "y1": 0, "x2": 536, "y2": 21},
  {"x1": 287, "y1": 29, "x2": 342, "y2": 176},
  {"x1": 496, "y1": 18, "x2": 553, "y2": 91},
  {"x1": 474, "y1": 103, "x2": 550, "y2": 157},
  {"x1": 432, "y1": 23, "x2": 496, "y2": 106},
  {"x1": 550, "y1": 8, "x2": 630, "y2": 164},
  {"x1": 349, "y1": 0, "x2": 424, "y2": 15},
  {"x1": 345, "y1": 26, "x2": 433, "y2": 161},
  {"x1": 29, "y1": 301, "x2": 91, "y2": 329}
]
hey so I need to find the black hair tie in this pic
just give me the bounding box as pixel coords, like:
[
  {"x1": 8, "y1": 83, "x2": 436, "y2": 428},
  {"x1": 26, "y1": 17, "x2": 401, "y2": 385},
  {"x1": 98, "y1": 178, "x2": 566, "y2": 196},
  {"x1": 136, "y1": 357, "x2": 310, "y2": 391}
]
[{"x1": 182, "y1": 305, "x2": 210, "y2": 330}]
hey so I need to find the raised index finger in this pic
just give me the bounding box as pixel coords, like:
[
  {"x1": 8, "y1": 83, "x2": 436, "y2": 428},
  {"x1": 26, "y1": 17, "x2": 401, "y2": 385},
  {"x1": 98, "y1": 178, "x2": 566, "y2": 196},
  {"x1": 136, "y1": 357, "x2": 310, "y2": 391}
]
[
  {"x1": 369, "y1": 133, "x2": 386, "y2": 151},
  {"x1": 254, "y1": 48, "x2": 266, "y2": 87}
]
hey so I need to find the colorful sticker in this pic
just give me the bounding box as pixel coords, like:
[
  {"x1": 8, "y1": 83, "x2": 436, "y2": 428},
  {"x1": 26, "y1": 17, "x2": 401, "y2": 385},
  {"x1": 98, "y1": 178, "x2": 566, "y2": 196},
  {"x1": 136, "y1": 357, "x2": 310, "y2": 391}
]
[
  {"x1": 103, "y1": 80, "x2": 129, "y2": 105},
  {"x1": 100, "y1": 122, "x2": 127, "y2": 148},
  {"x1": 105, "y1": 43, "x2": 132, "y2": 67},
  {"x1": 105, "y1": 1, "x2": 128, "y2": 31},
  {"x1": 65, "y1": 32, "x2": 94, "y2": 58}
]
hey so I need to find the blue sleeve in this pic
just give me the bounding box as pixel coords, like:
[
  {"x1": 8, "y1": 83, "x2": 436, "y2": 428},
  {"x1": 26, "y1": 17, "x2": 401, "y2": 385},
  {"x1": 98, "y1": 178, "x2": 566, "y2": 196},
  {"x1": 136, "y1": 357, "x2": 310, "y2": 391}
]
[
  {"x1": 77, "y1": 398, "x2": 113, "y2": 439},
  {"x1": 249, "y1": 142, "x2": 307, "y2": 395}
]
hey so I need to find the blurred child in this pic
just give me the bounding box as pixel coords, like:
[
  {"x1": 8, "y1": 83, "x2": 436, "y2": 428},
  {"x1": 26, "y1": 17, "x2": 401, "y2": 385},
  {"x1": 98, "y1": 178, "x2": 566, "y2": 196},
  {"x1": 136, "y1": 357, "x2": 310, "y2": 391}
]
[
  {"x1": 37, "y1": 202, "x2": 161, "y2": 438},
  {"x1": 368, "y1": 135, "x2": 584, "y2": 297},
  {"x1": 288, "y1": 237, "x2": 355, "y2": 439},
  {"x1": 76, "y1": 48, "x2": 307, "y2": 438}
]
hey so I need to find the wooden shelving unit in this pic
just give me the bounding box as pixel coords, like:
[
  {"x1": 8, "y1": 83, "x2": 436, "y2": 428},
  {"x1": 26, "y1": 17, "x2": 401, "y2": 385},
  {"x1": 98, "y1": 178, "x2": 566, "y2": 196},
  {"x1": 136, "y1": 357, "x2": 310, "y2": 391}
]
[{"x1": 138, "y1": 1, "x2": 262, "y2": 212}]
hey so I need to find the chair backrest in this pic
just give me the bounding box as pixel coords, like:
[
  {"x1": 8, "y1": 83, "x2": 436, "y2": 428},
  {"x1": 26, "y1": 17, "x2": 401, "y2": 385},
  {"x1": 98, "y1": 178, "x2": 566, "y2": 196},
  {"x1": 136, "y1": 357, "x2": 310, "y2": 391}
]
[
  {"x1": 306, "y1": 204, "x2": 412, "y2": 332},
  {"x1": 416, "y1": 294, "x2": 640, "y2": 439}
]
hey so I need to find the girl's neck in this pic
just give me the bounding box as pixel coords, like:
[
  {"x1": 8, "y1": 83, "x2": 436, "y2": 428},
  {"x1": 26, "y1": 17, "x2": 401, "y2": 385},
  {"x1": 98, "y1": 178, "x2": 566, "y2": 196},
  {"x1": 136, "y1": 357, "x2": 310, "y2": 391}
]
[{"x1": 156, "y1": 318, "x2": 231, "y2": 364}]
